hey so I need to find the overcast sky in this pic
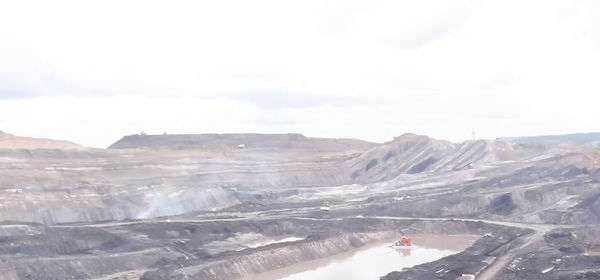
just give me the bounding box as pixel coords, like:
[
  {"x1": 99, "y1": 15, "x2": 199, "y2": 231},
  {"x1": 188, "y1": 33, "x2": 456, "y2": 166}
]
[{"x1": 1, "y1": 0, "x2": 599, "y2": 148}]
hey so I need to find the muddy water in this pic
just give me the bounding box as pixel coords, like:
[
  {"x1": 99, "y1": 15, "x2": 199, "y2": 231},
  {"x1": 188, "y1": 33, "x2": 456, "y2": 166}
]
[{"x1": 242, "y1": 234, "x2": 478, "y2": 280}]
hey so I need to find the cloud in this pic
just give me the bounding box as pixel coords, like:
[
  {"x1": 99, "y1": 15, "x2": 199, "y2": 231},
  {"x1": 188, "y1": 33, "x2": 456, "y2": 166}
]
[{"x1": 0, "y1": 1, "x2": 600, "y2": 146}]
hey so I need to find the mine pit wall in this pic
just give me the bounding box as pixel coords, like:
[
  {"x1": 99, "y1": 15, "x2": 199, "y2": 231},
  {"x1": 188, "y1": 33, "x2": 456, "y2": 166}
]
[
  {"x1": 360, "y1": 177, "x2": 600, "y2": 226},
  {"x1": 186, "y1": 231, "x2": 399, "y2": 280},
  {"x1": 0, "y1": 218, "x2": 526, "y2": 280},
  {"x1": 0, "y1": 187, "x2": 241, "y2": 224},
  {"x1": 381, "y1": 222, "x2": 531, "y2": 280},
  {"x1": 0, "y1": 162, "x2": 358, "y2": 225},
  {"x1": 140, "y1": 219, "x2": 526, "y2": 280},
  {"x1": 496, "y1": 226, "x2": 600, "y2": 280}
]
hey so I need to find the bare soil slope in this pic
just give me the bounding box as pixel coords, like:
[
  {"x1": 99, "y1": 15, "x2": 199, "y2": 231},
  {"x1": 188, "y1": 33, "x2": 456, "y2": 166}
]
[{"x1": 1, "y1": 131, "x2": 599, "y2": 280}]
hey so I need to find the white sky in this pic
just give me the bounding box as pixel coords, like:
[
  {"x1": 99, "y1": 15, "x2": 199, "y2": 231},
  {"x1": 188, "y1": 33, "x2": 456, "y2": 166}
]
[{"x1": 1, "y1": 0, "x2": 599, "y2": 148}]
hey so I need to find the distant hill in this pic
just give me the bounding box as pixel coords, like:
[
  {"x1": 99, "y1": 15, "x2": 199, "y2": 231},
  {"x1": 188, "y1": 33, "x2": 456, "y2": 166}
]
[
  {"x1": 497, "y1": 132, "x2": 600, "y2": 146},
  {"x1": 108, "y1": 133, "x2": 375, "y2": 153},
  {"x1": 0, "y1": 130, "x2": 85, "y2": 150}
]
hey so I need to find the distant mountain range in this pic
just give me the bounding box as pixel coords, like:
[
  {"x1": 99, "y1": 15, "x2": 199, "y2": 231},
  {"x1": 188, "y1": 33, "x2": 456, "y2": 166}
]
[{"x1": 498, "y1": 132, "x2": 600, "y2": 146}]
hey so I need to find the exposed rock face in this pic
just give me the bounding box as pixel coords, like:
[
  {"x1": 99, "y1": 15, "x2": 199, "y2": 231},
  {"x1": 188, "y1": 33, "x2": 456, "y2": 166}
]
[
  {"x1": 493, "y1": 227, "x2": 600, "y2": 280},
  {"x1": 148, "y1": 231, "x2": 398, "y2": 280},
  {"x1": 349, "y1": 133, "x2": 455, "y2": 181},
  {"x1": 2, "y1": 217, "x2": 494, "y2": 280},
  {"x1": 381, "y1": 227, "x2": 529, "y2": 280},
  {"x1": 0, "y1": 133, "x2": 377, "y2": 224},
  {"x1": 349, "y1": 134, "x2": 554, "y2": 182},
  {"x1": 488, "y1": 194, "x2": 517, "y2": 216},
  {"x1": 0, "y1": 132, "x2": 599, "y2": 225},
  {"x1": 2, "y1": 131, "x2": 600, "y2": 280}
]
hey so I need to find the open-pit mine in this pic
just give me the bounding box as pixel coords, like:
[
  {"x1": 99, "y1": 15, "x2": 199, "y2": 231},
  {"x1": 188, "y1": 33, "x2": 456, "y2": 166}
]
[{"x1": 1, "y1": 130, "x2": 600, "y2": 279}]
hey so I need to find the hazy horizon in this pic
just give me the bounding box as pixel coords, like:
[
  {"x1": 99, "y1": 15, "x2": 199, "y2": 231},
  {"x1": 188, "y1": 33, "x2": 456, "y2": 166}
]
[{"x1": 4, "y1": 128, "x2": 600, "y2": 150}]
